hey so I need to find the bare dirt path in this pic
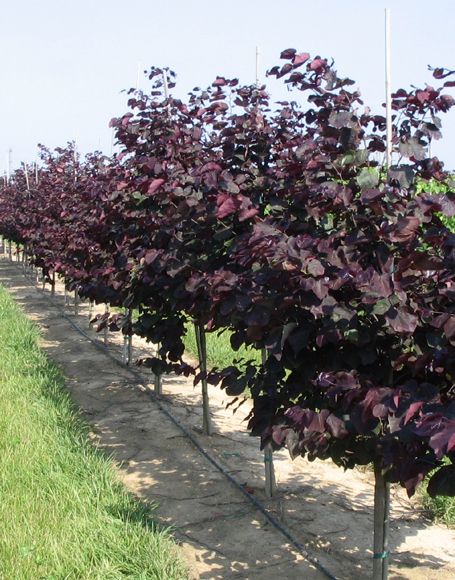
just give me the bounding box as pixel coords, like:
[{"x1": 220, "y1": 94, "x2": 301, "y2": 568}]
[{"x1": 1, "y1": 258, "x2": 454, "y2": 580}]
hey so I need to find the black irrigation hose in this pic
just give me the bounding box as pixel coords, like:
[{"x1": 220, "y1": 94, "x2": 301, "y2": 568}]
[{"x1": 10, "y1": 263, "x2": 338, "y2": 580}]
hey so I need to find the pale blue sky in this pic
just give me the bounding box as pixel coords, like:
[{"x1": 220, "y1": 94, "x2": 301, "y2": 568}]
[{"x1": 1, "y1": 0, "x2": 454, "y2": 170}]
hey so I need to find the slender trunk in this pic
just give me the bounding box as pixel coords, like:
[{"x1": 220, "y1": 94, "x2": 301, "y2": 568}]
[
  {"x1": 261, "y1": 347, "x2": 277, "y2": 497},
  {"x1": 103, "y1": 303, "x2": 109, "y2": 345},
  {"x1": 88, "y1": 300, "x2": 93, "y2": 328},
  {"x1": 194, "y1": 322, "x2": 212, "y2": 436},
  {"x1": 122, "y1": 308, "x2": 133, "y2": 365},
  {"x1": 154, "y1": 372, "x2": 162, "y2": 396},
  {"x1": 74, "y1": 288, "x2": 79, "y2": 315},
  {"x1": 373, "y1": 459, "x2": 391, "y2": 580}
]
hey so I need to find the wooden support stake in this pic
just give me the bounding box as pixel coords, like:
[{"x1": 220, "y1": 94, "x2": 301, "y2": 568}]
[
  {"x1": 195, "y1": 322, "x2": 213, "y2": 436},
  {"x1": 373, "y1": 459, "x2": 391, "y2": 580}
]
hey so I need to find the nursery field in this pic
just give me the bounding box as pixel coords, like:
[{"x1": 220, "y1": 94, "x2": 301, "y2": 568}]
[{"x1": 1, "y1": 48, "x2": 455, "y2": 580}]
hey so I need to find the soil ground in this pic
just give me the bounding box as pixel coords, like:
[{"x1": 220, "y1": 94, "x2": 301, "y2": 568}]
[{"x1": 1, "y1": 257, "x2": 454, "y2": 580}]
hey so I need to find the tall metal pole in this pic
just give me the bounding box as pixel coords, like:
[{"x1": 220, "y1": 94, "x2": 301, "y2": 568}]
[
  {"x1": 7, "y1": 148, "x2": 12, "y2": 183},
  {"x1": 163, "y1": 71, "x2": 169, "y2": 99},
  {"x1": 136, "y1": 61, "x2": 142, "y2": 91},
  {"x1": 255, "y1": 46, "x2": 260, "y2": 88},
  {"x1": 374, "y1": 22, "x2": 393, "y2": 559},
  {"x1": 23, "y1": 163, "x2": 30, "y2": 192},
  {"x1": 73, "y1": 143, "x2": 78, "y2": 184},
  {"x1": 385, "y1": 9, "x2": 392, "y2": 169},
  {"x1": 110, "y1": 128, "x2": 115, "y2": 156}
]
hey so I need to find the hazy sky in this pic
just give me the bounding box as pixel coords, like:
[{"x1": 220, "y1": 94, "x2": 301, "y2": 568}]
[{"x1": 1, "y1": 0, "x2": 454, "y2": 171}]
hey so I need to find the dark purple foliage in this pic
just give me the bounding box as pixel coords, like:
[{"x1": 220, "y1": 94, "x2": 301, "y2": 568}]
[{"x1": 1, "y1": 53, "x2": 454, "y2": 498}]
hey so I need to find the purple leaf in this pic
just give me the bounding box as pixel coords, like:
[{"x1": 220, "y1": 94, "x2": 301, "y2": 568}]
[
  {"x1": 147, "y1": 178, "x2": 165, "y2": 194},
  {"x1": 280, "y1": 48, "x2": 296, "y2": 60},
  {"x1": 385, "y1": 307, "x2": 419, "y2": 334},
  {"x1": 386, "y1": 216, "x2": 420, "y2": 243},
  {"x1": 427, "y1": 465, "x2": 455, "y2": 497},
  {"x1": 292, "y1": 52, "x2": 310, "y2": 66}
]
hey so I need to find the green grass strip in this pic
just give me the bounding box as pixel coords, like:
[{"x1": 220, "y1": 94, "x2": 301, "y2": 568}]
[
  {"x1": 422, "y1": 490, "x2": 455, "y2": 528},
  {"x1": 0, "y1": 285, "x2": 188, "y2": 579},
  {"x1": 183, "y1": 324, "x2": 261, "y2": 370}
]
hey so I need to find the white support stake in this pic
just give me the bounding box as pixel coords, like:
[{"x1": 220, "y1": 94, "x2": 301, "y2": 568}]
[
  {"x1": 7, "y1": 148, "x2": 12, "y2": 183},
  {"x1": 136, "y1": 61, "x2": 142, "y2": 91},
  {"x1": 255, "y1": 46, "x2": 260, "y2": 88},
  {"x1": 385, "y1": 8, "x2": 392, "y2": 170},
  {"x1": 163, "y1": 71, "x2": 169, "y2": 99},
  {"x1": 24, "y1": 163, "x2": 30, "y2": 192},
  {"x1": 73, "y1": 144, "x2": 78, "y2": 184}
]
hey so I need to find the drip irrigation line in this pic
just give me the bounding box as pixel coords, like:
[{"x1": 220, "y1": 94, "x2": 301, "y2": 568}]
[{"x1": 8, "y1": 263, "x2": 338, "y2": 580}]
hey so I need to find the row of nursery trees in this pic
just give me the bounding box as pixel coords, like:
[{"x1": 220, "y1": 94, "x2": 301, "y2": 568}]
[{"x1": 1, "y1": 50, "x2": 454, "y2": 577}]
